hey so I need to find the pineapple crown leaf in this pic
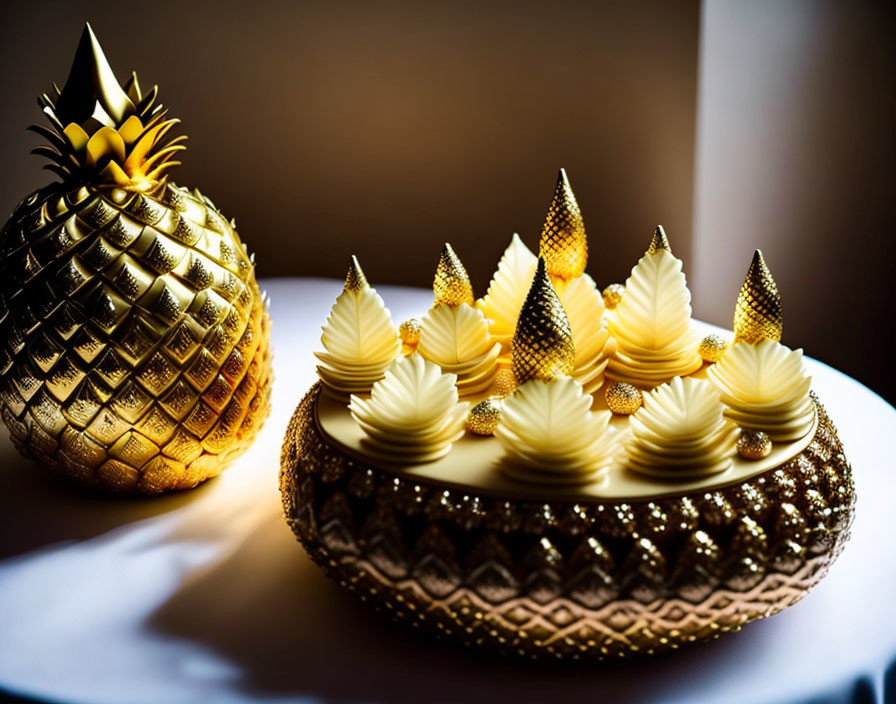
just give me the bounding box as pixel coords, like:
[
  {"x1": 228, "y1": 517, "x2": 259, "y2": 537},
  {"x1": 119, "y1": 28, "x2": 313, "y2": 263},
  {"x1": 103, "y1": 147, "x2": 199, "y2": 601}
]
[
  {"x1": 55, "y1": 23, "x2": 135, "y2": 124},
  {"x1": 30, "y1": 23, "x2": 185, "y2": 192}
]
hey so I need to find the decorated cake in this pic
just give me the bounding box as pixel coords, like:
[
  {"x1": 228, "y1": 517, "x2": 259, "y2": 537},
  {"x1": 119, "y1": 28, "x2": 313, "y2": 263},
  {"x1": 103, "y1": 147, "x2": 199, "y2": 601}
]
[{"x1": 280, "y1": 169, "x2": 854, "y2": 659}]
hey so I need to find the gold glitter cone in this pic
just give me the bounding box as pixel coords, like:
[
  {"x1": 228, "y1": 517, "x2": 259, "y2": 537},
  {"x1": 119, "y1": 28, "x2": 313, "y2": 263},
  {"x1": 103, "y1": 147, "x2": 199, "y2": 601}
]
[
  {"x1": 733, "y1": 250, "x2": 783, "y2": 344},
  {"x1": 0, "y1": 25, "x2": 272, "y2": 494},
  {"x1": 433, "y1": 243, "x2": 474, "y2": 306},
  {"x1": 647, "y1": 225, "x2": 671, "y2": 255},
  {"x1": 539, "y1": 169, "x2": 587, "y2": 280},
  {"x1": 344, "y1": 255, "x2": 370, "y2": 292},
  {"x1": 511, "y1": 258, "x2": 575, "y2": 383}
]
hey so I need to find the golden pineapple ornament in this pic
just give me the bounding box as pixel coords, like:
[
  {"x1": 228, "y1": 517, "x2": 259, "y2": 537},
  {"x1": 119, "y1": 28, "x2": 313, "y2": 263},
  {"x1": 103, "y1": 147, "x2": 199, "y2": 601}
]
[
  {"x1": 0, "y1": 25, "x2": 272, "y2": 494},
  {"x1": 733, "y1": 250, "x2": 783, "y2": 344}
]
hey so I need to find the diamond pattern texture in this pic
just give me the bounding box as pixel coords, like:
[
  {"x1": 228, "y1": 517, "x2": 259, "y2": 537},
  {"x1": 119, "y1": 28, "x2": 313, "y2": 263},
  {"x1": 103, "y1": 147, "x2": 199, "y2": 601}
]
[
  {"x1": 512, "y1": 259, "x2": 575, "y2": 384},
  {"x1": 281, "y1": 385, "x2": 854, "y2": 660},
  {"x1": 0, "y1": 183, "x2": 272, "y2": 493},
  {"x1": 733, "y1": 251, "x2": 783, "y2": 344},
  {"x1": 539, "y1": 170, "x2": 587, "y2": 280}
]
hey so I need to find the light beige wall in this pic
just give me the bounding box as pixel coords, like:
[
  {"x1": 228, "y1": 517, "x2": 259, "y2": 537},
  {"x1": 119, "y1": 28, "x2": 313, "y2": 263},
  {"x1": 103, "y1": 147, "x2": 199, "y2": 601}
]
[
  {"x1": 692, "y1": 0, "x2": 895, "y2": 401},
  {"x1": 0, "y1": 0, "x2": 700, "y2": 292}
]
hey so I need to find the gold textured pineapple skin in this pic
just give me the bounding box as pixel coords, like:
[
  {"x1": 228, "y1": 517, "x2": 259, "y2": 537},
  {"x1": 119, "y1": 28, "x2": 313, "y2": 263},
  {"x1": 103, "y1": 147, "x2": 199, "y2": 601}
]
[{"x1": 0, "y1": 181, "x2": 272, "y2": 494}]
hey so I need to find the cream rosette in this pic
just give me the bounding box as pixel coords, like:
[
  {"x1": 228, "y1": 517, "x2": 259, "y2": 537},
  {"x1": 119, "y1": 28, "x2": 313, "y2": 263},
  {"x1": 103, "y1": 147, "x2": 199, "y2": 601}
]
[
  {"x1": 553, "y1": 274, "x2": 617, "y2": 395},
  {"x1": 495, "y1": 376, "x2": 617, "y2": 485},
  {"x1": 476, "y1": 234, "x2": 538, "y2": 360},
  {"x1": 626, "y1": 376, "x2": 738, "y2": 479},
  {"x1": 707, "y1": 339, "x2": 815, "y2": 442},
  {"x1": 349, "y1": 355, "x2": 469, "y2": 463},
  {"x1": 608, "y1": 249, "x2": 702, "y2": 387},
  {"x1": 418, "y1": 303, "x2": 501, "y2": 397},
  {"x1": 315, "y1": 283, "x2": 401, "y2": 399}
]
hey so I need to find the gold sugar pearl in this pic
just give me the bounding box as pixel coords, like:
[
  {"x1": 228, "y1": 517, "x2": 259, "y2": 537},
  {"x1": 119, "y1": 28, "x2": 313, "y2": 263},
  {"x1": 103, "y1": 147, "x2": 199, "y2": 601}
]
[
  {"x1": 698, "y1": 334, "x2": 728, "y2": 363},
  {"x1": 605, "y1": 381, "x2": 642, "y2": 415},
  {"x1": 399, "y1": 318, "x2": 421, "y2": 346},
  {"x1": 467, "y1": 399, "x2": 503, "y2": 436},
  {"x1": 489, "y1": 368, "x2": 517, "y2": 397},
  {"x1": 602, "y1": 283, "x2": 625, "y2": 309},
  {"x1": 737, "y1": 429, "x2": 772, "y2": 460}
]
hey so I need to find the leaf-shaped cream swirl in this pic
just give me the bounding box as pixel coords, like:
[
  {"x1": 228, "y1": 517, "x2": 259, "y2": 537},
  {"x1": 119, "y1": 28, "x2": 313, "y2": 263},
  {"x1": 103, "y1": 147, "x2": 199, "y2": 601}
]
[
  {"x1": 553, "y1": 274, "x2": 617, "y2": 395},
  {"x1": 626, "y1": 376, "x2": 738, "y2": 479},
  {"x1": 608, "y1": 249, "x2": 701, "y2": 386},
  {"x1": 495, "y1": 376, "x2": 617, "y2": 484},
  {"x1": 707, "y1": 339, "x2": 814, "y2": 441},
  {"x1": 476, "y1": 234, "x2": 538, "y2": 357},
  {"x1": 349, "y1": 354, "x2": 469, "y2": 463},
  {"x1": 315, "y1": 262, "x2": 401, "y2": 399},
  {"x1": 418, "y1": 303, "x2": 501, "y2": 396}
]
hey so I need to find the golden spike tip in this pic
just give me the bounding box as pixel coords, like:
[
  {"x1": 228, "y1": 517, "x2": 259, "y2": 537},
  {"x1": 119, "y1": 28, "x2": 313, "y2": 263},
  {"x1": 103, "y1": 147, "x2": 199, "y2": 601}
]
[
  {"x1": 539, "y1": 168, "x2": 587, "y2": 280},
  {"x1": 344, "y1": 255, "x2": 369, "y2": 292},
  {"x1": 433, "y1": 243, "x2": 474, "y2": 306},
  {"x1": 733, "y1": 249, "x2": 783, "y2": 343},
  {"x1": 647, "y1": 225, "x2": 671, "y2": 255},
  {"x1": 55, "y1": 23, "x2": 136, "y2": 126},
  {"x1": 512, "y1": 257, "x2": 575, "y2": 383}
]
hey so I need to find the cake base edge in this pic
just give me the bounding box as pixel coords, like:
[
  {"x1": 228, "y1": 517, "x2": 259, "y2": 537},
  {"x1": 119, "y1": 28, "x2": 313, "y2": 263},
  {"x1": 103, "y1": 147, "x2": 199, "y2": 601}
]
[{"x1": 279, "y1": 382, "x2": 855, "y2": 660}]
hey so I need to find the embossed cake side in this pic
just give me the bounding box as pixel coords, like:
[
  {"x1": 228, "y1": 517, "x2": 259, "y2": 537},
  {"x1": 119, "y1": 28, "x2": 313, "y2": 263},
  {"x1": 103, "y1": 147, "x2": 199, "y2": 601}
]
[{"x1": 280, "y1": 383, "x2": 855, "y2": 660}]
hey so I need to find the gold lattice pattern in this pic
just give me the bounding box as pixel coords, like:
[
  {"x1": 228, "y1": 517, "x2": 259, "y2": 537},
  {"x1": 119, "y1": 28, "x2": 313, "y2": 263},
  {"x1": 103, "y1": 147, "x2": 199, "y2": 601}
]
[
  {"x1": 281, "y1": 384, "x2": 854, "y2": 660},
  {"x1": 734, "y1": 250, "x2": 783, "y2": 344},
  {"x1": 539, "y1": 169, "x2": 587, "y2": 280},
  {"x1": 511, "y1": 258, "x2": 575, "y2": 384},
  {"x1": 0, "y1": 182, "x2": 272, "y2": 493}
]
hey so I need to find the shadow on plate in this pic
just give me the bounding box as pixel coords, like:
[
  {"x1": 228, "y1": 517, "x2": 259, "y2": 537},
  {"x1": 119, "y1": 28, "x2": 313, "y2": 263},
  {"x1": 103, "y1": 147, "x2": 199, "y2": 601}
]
[
  {"x1": 0, "y1": 432, "x2": 213, "y2": 559},
  {"x1": 146, "y1": 507, "x2": 757, "y2": 704}
]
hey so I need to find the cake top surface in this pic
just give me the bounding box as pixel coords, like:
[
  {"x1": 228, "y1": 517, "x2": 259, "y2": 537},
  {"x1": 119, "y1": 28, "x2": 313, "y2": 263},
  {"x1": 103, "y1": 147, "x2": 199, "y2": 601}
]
[
  {"x1": 311, "y1": 168, "x2": 814, "y2": 497},
  {"x1": 315, "y1": 347, "x2": 816, "y2": 501}
]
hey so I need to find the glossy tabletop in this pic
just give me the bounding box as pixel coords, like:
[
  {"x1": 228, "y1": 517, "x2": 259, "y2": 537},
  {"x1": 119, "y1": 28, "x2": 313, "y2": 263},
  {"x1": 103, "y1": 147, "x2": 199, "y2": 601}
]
[{"x1": 1, "y1": 278, "x2": 894, "y2": 704}]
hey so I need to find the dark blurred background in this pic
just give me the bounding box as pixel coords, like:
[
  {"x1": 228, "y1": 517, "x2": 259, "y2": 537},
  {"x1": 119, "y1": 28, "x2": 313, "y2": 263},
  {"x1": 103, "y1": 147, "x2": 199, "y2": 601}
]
[{"x1": 0, "y1": 0, "x2": 893, "y2": 403}]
